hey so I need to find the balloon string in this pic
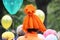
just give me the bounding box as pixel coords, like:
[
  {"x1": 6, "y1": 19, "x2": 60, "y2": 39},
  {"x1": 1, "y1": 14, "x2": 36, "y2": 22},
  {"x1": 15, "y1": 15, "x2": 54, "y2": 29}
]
[
  {"x1": 12, "y1": 16, "x2": 14, "y2": 29},
  {"x1": 11, "y1": 16, "x2": 14, "y2": 29}
]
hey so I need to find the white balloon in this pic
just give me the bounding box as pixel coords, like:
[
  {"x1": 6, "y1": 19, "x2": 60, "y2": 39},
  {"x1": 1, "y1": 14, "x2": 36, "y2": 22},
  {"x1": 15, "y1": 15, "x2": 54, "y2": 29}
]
[
  {"x1": 16, "y1": 25, "x2": 25, "y2": 36},
  {"x1": 38, "y1": 34, "x2": 45, "y2": 40},
  {"x1": 16, "y1": 25, "x2": 23, "y2": 34},
  {"x1": 45, "y1": 34, "x2": 58, "y2": 40}
]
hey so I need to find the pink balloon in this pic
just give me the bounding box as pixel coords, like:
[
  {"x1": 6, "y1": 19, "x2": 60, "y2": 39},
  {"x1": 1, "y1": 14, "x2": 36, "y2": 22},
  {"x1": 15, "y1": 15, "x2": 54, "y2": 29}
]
[{"x1": 43, "y1": 29, "x2": 57, "y2": 37}]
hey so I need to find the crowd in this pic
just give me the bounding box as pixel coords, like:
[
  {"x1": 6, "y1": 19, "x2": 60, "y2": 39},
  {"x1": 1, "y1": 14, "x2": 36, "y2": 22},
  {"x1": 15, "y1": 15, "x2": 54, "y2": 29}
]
[
  {"x1": 1, "y1": 24, "x2": 60, "y2": 40},
  {"x1": 1, "y1": 4, "x2": 60, "y2": 40}
]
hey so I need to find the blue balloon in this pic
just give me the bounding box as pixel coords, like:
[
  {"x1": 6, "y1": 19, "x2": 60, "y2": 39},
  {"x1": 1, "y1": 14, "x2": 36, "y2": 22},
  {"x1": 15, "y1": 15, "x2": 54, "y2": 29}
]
[
  {"x1": 3, "y1": 0, "x2": 23, "y2": 15},
  {"x1": 45, "y1": 34, "x2": 58, "y2": 40}
]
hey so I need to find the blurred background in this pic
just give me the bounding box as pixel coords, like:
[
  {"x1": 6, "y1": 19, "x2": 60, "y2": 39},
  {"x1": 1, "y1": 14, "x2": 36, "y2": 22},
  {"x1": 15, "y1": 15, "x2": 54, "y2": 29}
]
[{"x1": 0, "y1": 0, "x2": 60, "y2": 39}]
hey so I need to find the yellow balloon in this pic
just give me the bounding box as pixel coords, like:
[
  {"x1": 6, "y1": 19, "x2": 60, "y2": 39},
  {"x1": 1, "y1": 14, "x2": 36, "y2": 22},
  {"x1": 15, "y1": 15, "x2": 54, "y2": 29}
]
[
  {"x1": 34, "y1": 10, "x2": 45, "y2": 23},
  {"x1": 1, "y1": 15, "x2": 12, "y2": 30},
  {"x1": 2, "y1": 31, "x2": 15, "y2": 40}
]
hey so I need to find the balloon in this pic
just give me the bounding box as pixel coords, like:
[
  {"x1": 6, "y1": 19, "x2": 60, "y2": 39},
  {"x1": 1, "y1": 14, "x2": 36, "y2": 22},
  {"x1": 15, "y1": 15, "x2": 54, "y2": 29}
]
[
  {"x1": 2, "y1": 0, "x2": 23, "y2": 15},
  {"x1": 34, "y1": 10, "x2": 45, "y2": 23},
  {"x1": 43, "y1": 29, "x2": 57, "y2": 37},
  {"x1": 1, "y1": 15, "x2": 12, "y2": 30},
  {"x1": 2, "y1": 31, "x2": 15, "y2": 40},
  {"x1": 38, "y1": 34, "x2": 45, "y2": 40},
  {"x1": 57, "y1": 31, "x2": 60, "y2": 40},
  {"x1": 16, "y1": 25, "x2": 25, "y2": 36},
  {"x1": 45, "y1": 34, "x2": 58, "y2": 40}
]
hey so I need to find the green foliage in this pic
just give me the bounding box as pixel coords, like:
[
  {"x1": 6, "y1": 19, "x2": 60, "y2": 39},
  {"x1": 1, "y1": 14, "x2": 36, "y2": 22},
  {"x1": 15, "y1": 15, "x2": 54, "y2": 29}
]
[
  {"x1": 47, "y1": 0, "x2": 60, "y2": 31},
  {"x1": 0, "y1": 0, "x2": 36, "y2": 30},
  {"x1": 0, "y1": 0, "x2": 60, "y2": 32}
]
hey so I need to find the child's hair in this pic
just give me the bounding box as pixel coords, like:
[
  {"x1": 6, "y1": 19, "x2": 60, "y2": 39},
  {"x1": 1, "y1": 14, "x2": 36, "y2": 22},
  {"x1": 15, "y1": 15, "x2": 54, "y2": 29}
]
[{"x1": 27, "y1": 28, "x2": 38, "y2": 33}]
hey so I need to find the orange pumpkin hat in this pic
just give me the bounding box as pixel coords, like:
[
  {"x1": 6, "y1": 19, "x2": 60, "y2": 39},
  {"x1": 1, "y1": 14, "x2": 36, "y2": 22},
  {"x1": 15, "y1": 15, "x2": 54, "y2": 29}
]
[{"x1": 22, "y1": 4, "x2": 46, "y2": 33}]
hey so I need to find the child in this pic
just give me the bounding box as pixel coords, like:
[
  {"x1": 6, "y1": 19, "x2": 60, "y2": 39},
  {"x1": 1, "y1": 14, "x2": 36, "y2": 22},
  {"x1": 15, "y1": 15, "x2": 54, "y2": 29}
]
[{"x1": 17, "y1": 4, "x2": 46, "y2": 40}]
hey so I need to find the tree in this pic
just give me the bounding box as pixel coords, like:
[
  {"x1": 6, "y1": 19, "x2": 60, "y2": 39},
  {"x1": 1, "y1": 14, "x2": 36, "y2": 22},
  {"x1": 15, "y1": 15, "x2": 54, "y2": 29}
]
[
  {"x1": 0, "y1": 0, "x2": 6, "y2": 39},
  {"x1": 35, "y1": 0, "x2": 52, "y2": 26},
  {"x1": 47, "y1": 0, "x2": 60, "y2": 31}
]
